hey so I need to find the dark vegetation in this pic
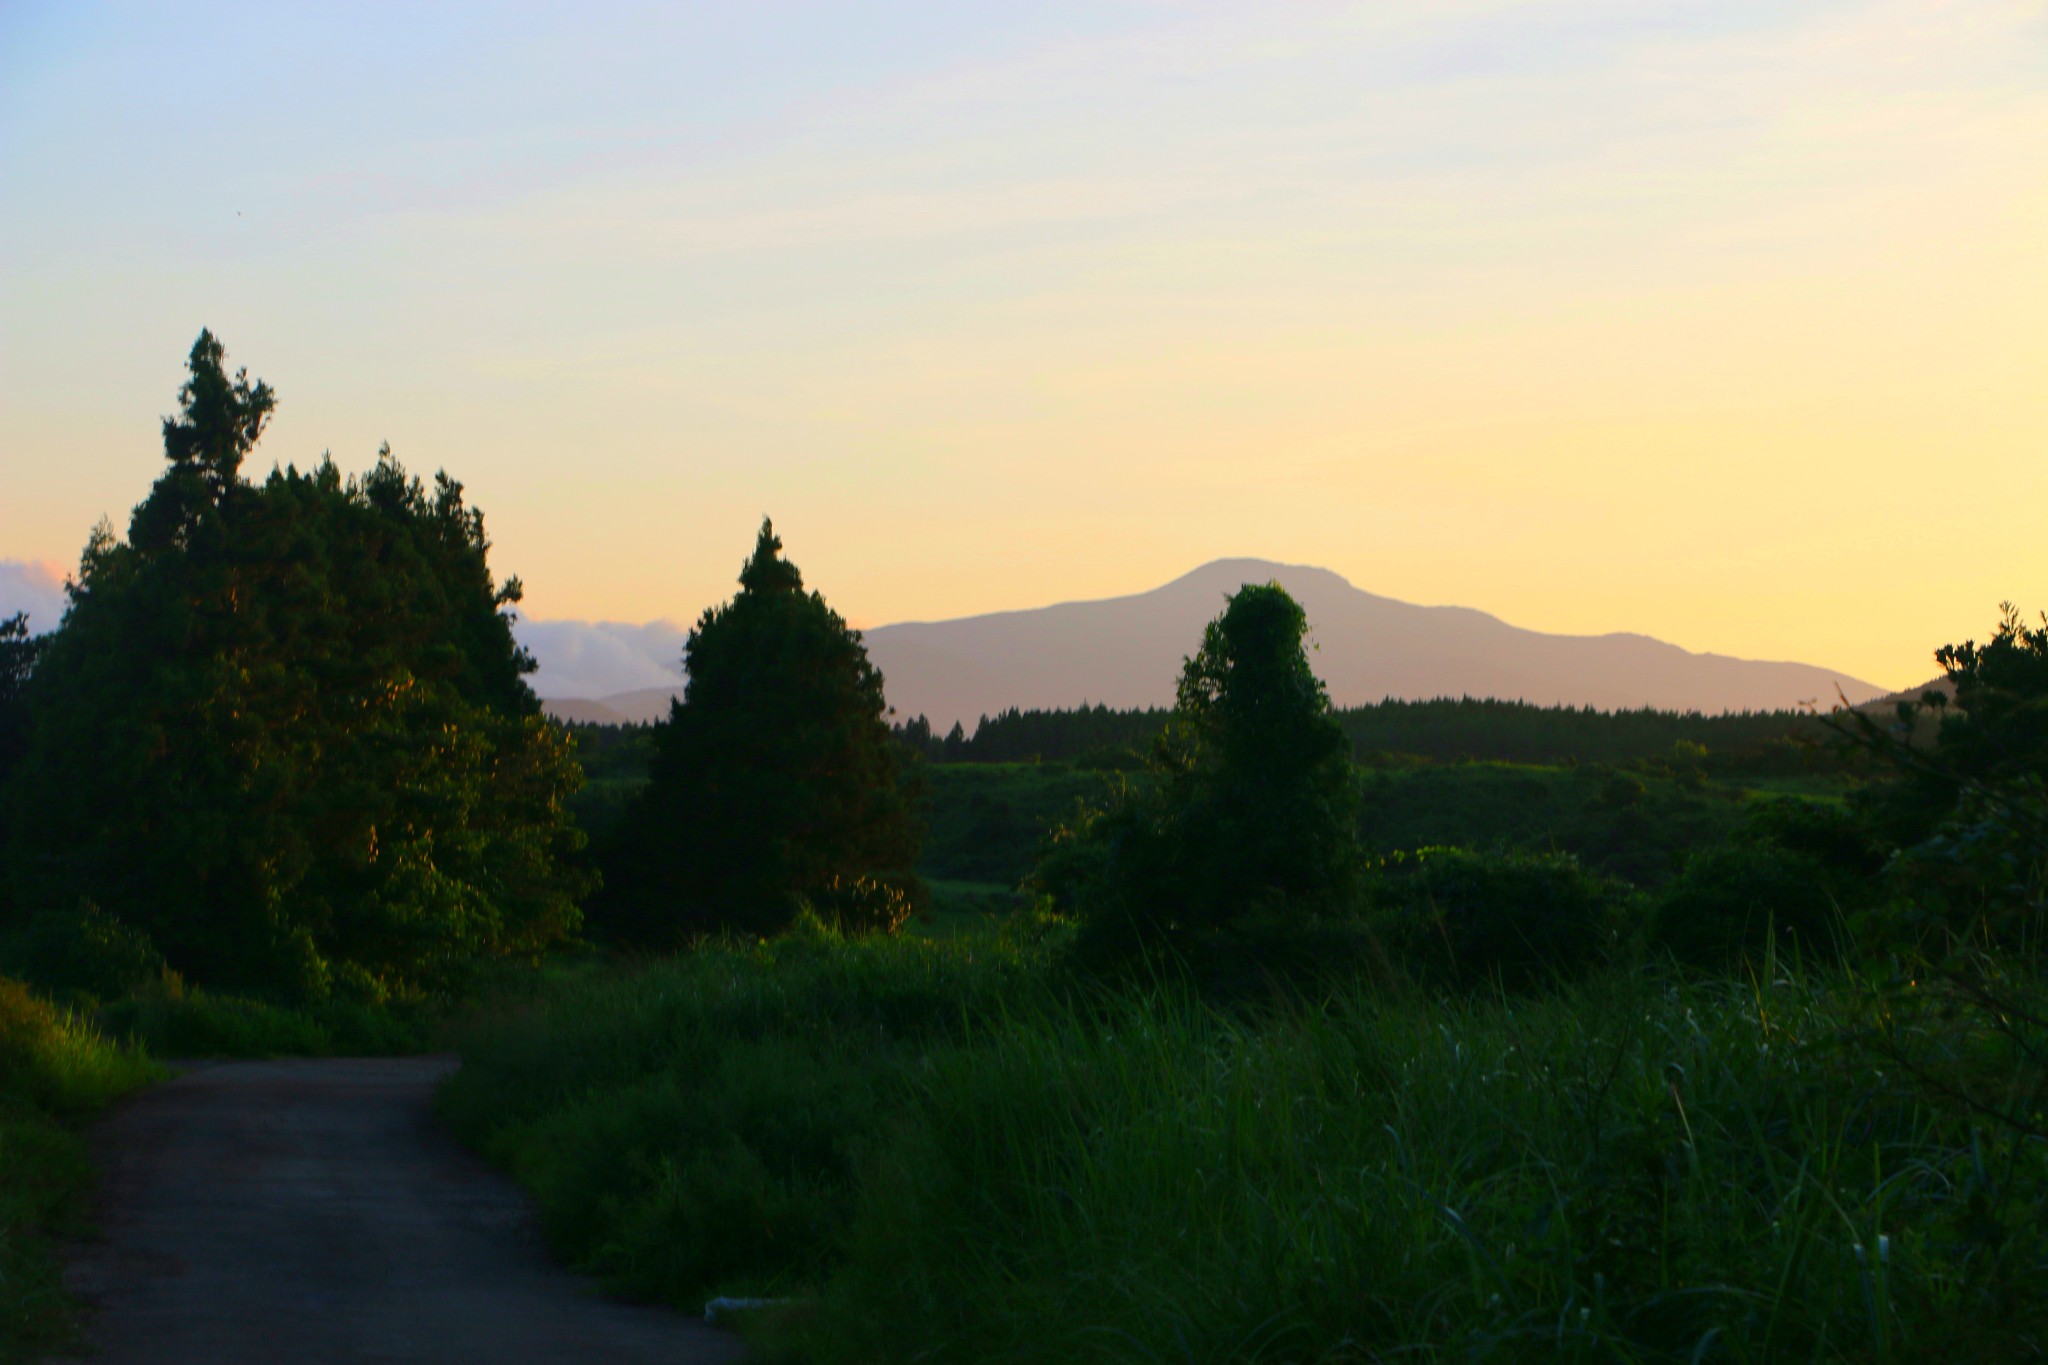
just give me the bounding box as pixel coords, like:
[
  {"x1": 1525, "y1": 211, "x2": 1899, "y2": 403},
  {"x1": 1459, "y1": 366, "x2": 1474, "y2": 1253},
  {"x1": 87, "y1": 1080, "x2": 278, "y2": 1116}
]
[
  {"x1": 897, "y1": 694, "x2": 1828, "y2": 770},
  {"x1": 4, "y1": 334, "x2": 2043, "y2": 1360},
  {"x1": 589, "y1": 520, "x2": 924, "y2": 944},
  {"x1": 449, "y1": 595, "x2": 2048, "y2": 1361},
  {"x1": 0, "y1": 980, "x2": 158, "y2": 1363},
  {"x1": 1, "y1": 332, "x2": 586, "y2": 1005}
]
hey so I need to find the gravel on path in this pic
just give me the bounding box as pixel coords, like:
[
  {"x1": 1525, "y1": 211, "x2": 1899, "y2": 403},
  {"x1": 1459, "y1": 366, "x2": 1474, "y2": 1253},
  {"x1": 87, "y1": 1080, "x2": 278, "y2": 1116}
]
[{"x1": 57, "y1": 1056, "x2": 746, "y2": 1365}]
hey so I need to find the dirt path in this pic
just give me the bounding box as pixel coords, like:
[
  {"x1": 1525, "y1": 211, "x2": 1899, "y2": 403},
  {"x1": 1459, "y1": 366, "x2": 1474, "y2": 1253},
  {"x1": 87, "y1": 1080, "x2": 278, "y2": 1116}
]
[{"x1": 58, "y1": 1057, "x2": 746, "y2": 1365}]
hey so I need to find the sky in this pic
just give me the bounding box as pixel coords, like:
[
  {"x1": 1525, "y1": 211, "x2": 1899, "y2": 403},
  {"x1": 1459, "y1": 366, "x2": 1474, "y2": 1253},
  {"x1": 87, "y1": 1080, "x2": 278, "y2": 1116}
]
[{"x1": 3, "y1": 1, "x2": 2043, "y2": 691}]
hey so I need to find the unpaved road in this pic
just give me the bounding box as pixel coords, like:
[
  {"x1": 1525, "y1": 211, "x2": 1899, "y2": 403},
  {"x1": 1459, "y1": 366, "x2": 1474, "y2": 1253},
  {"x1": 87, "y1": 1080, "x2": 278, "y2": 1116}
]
[{"x1": 59, "y1": 1056, "x2": 745, "y2": 1365}]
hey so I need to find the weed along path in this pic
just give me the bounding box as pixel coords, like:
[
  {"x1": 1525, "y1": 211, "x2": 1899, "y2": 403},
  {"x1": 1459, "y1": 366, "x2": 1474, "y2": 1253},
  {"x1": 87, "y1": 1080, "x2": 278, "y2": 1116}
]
[{"x1": 59, "y1": 1056, "x2": 746, "y2": 1365}]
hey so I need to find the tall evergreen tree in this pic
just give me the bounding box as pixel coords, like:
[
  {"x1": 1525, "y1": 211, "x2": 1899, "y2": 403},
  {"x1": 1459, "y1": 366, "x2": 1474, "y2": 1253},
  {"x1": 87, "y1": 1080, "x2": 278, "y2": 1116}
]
[
  {"x1": 0, "y1": 332, "x2": 588, "y2": 999},
  {"x1": 596, "y1": 520, "x2": 923, "y2": 942},
  {"x1": 1042, "y1": 583, "x2": 1359, "y2": 964}
]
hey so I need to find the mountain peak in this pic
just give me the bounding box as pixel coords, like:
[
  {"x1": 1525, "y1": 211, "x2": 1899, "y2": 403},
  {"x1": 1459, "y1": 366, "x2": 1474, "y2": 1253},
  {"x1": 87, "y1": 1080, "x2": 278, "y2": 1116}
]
[
  {"x1": 523, "y1": 562, "x2": 1888, "y2": 727},
  {"x1": 1163, "y1": 558, "x2": 1361, "y2": 597}
]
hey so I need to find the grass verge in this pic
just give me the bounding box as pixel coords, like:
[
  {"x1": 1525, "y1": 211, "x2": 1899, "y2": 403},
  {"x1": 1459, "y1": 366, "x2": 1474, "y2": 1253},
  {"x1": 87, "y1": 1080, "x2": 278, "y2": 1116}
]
[
  {"x1": 445, "y1": 929, "x2": 2048, "y2": 1362},
  {"x1": 98, "y1": 982, "x2": 433, "y2": 1058},
  {"x1": 0, "y1": 977, "x2": 161, "y2": 1364}
]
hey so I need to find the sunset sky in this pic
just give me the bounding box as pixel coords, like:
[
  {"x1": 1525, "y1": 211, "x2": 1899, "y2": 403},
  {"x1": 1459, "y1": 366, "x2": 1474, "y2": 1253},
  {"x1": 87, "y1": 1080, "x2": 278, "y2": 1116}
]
[{"x1": 3, "y1": 0, "x2": 2043, "y2": 690}]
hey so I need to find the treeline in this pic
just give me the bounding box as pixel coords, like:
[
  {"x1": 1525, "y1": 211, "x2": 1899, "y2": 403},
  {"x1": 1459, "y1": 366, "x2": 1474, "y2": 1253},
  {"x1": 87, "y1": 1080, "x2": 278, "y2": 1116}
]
[
  {"x1": 1, "y1": 334, "x2": 926, "y2": 1000},
  {"x1": 895, "y1": 696, "x2": 1826, "y2": 769},
  {"x1": 1336, "y1": 696, "x2": 1823, "y2": 768},
  {"x1": 894, "y1": 704, "x2": 1170, "y2": 765}
]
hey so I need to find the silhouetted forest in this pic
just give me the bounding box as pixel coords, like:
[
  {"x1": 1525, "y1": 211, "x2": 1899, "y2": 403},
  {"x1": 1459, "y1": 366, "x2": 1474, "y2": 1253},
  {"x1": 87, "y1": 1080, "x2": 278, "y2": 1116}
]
[{"x1": 898, "y1": 696, "x2": 1827, "y2": 769}]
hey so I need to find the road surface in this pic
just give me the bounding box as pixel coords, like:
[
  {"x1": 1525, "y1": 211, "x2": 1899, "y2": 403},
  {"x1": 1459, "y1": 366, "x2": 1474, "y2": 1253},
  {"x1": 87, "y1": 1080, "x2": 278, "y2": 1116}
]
[{"x1": 59, "y1": 1056, "x2": 746, "y2": 1364}]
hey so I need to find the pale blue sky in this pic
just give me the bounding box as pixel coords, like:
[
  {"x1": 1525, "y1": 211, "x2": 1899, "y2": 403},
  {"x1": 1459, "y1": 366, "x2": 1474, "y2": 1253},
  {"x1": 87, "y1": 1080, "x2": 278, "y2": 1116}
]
[{"x1": 4, "y1": 1, "x2": 2044, "y2": 686}]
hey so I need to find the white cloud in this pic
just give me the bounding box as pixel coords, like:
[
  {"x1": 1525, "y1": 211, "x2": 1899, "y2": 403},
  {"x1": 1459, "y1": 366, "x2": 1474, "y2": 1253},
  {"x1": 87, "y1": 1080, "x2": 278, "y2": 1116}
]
[
  {"x1": 0, "y1": 559, "x2": 67, "y2": 632},
  {"x1": 513, "y1": 616, "x2": 687, "y2": 699}
]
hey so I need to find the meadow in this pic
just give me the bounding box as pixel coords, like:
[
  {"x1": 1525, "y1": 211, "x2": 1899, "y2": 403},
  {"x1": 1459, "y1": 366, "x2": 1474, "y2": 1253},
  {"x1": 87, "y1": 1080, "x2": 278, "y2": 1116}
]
[
  {"x1": 445, "y1": 686, "x2": 2048, "y2": 1361},
  {"x1": 440, "y1": 922, "x2": 2048, "y2": 1362}
]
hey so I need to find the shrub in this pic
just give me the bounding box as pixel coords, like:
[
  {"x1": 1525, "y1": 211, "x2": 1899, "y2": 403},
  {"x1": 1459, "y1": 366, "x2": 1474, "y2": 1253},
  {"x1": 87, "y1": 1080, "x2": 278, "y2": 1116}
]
[
  {"x1": 0, "y1": 900, "x2": 163, "y2": 1001},
  {"x1": 803, "y1": 874, "x2": 925, "y2": 937},
  {"x1": 1650, "y1": 843, "x2": 1842, "y2": 968},
  {"x1": 1365, "y1": 847, "x2": 1627, "y2": 989}
]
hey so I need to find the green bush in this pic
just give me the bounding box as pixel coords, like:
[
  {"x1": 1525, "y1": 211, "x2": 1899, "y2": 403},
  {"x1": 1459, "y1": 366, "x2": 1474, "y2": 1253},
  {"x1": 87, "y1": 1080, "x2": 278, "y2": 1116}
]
[
  {"x1": 1365, "y1": 847, "x2": 1628, "y2": 988},
  {"x1": 0, "y1": 900, "x2": 163, "y2": 1001},
  {"x1": 1650, "y1": 842, "x2": 1844, "y2": 968},
  {"x1": 0, "y1": 977, "x2": 160, "y2": 1361},
  {"x1": 802, "y1": 873, "x2": 925, "y2": 937}
]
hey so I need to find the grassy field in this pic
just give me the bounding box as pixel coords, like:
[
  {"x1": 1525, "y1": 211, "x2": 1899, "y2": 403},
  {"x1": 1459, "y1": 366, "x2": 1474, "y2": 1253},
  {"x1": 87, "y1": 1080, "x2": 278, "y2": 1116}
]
[
  {"x1": 0, "y1": 978, "x2": 161, "y2": 1364},
  {"x1": 440, "y1": 923, "x2": 2048, "y2": 1362}
]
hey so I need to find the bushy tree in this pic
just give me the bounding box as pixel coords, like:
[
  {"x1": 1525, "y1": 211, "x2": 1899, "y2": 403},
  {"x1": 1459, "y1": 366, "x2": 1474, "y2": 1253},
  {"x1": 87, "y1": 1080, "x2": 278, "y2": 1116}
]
[
  {"x1": 1933, "y1": 602, "x2": 2048, "y2": 784},
  {"x1": 594, "y1": 520, "x2": 924, "y2": 943},
  {"x1": 0, "y1": 331, "x2": 588, "y2": 999},
  {"x1": 1046, "y1": 583, "x2": 1359, "y2": 966}
]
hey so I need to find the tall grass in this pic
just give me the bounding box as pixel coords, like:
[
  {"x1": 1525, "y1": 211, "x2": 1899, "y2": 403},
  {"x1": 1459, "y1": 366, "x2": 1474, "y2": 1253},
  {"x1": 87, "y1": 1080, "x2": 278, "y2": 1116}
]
[
  {"x1": 0, "y1": 977, "x2": 161, "y2": 1364},
  {"x1": 98, "y1": 980, "x2": 432, "y2": 1058},
  {"x1": 437, "y1": 919, "x2": 1052, "y2": 1303},
  {"x1": 446, "y1": 932, "x2": 2048, "y2": 1362}
]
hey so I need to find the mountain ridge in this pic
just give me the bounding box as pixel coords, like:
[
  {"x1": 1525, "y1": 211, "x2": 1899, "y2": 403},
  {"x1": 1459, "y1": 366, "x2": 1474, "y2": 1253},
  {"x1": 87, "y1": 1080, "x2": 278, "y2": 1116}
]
[{"x1": 523, "y1": 558, "x2": 1887, "y2": 727}]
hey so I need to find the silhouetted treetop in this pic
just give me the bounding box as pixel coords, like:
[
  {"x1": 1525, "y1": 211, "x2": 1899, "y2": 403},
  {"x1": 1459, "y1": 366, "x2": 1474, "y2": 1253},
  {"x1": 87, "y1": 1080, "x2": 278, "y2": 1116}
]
[
  {"x1": 593, "y1": 519, "x2": 922, "y2": 943},
  {"x1": 738, "y1": 516, "x2": 806, "y2": 596}
]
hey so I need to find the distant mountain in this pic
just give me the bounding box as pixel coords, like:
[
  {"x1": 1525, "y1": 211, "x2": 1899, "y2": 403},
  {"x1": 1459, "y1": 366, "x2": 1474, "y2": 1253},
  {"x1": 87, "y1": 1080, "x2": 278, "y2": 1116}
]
[
  {"x1": 540, "y1": 697, "x2": 633, "y2": 726},
  {"x1": 526, "y1": 559, "x2": 1886, "y2": 728}
]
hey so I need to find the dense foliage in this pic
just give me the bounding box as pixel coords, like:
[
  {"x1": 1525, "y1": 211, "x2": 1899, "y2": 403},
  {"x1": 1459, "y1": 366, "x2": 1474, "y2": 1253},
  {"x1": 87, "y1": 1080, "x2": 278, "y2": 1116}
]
[
  {"x1": 1044, "y1": 584, "x2": 1359, "y2": 967},
  {"x1": 1363, "y1": 846, "x2": 1628, "y2": 988},
  {"x1": 0, "y1": 332, "x2": 587, "y2": 1001},
  {"x1": 593, "y1": 520, "x2": 924, "y2": 943}
]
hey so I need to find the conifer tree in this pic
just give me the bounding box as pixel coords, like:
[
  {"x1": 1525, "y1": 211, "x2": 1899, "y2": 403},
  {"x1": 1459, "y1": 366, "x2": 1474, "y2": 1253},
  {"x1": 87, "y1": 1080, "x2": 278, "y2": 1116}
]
[{"x1": 596, "y1": 520, "x2": 923, "y2": 942}]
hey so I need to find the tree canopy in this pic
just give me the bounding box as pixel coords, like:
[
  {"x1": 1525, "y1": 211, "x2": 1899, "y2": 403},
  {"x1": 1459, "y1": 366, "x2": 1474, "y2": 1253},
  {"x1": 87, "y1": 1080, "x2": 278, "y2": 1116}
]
[
  {"x1": 595, "y1": 519, "x2": 924, "y2": 943},
  {"x1": 0, "y1": 331, "x2": 588, "y2": 1000}
]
